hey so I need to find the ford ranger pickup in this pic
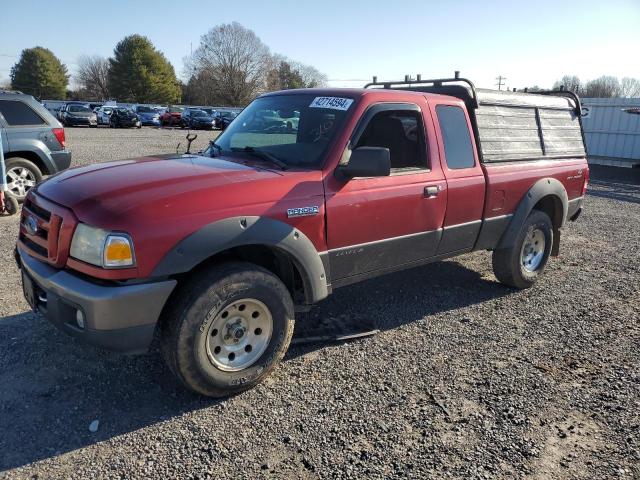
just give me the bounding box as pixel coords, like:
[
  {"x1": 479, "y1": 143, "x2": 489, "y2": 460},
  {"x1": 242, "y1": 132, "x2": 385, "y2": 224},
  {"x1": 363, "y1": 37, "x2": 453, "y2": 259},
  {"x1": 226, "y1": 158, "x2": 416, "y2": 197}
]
[{"x1": 16, "y1": 74, "x2": 589, "y2": 397}]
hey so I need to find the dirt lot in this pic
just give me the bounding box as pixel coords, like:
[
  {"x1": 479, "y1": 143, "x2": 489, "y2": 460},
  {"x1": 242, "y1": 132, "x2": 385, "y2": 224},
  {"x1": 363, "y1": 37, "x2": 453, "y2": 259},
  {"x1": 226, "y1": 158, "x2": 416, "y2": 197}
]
[{"x1": 0, "y1": 128, "x2": 638, "y2": 479}]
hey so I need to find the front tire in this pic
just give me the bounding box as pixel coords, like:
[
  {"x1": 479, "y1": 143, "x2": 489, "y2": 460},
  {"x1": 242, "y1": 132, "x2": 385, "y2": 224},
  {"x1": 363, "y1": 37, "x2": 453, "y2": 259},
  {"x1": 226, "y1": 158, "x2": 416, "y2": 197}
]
[
  {"x1": 2, "y1": 192, "x2": 19, "y2": 215},
  {"x1": 492, "y1": 210, "x2": 553, "y2": 289},
  {"x1": 160, "y1": 262, "x2": 295, "y2": 397}
]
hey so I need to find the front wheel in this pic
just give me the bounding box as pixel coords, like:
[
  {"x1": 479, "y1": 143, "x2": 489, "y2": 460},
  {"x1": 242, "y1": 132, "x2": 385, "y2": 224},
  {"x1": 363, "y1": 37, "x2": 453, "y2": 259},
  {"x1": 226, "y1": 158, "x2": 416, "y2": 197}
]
[
  {"x1": 2, "y1": 192, "x2": 19, "y2": 215},
  {"x1": 492, "y1": 210, "x2": 553, "y2": 289},
  {"x1": 160, "y1": 262, "x2": 295, "y2": 397}
]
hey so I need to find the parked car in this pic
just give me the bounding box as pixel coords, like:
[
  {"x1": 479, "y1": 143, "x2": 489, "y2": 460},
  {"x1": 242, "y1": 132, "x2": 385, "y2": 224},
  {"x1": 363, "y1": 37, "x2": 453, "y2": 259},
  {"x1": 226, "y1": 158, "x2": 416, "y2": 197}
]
[
  {"x1": 180, "y1": 108, "x2": 215, "y2": 130},
  {"x1": 16, "y1": 77, "x2": 589, "y2": 397},
  {"x1": 95, "y1": 105, "x2": 116, "y2": 126},
  {"x1": 160, "y1": 106, "x2": 183, "y2": 127},
  {"x1": 0, "y1": 91, "x2": 71, "y2": 201},
  {"x1": 133, "y1": 105, "x2": 161, "y2": 126},
  {"x1": 57, "y1": 102, "x2": 91, "y2": 123},
  {"x1": 214, "y1": 110, "x2": 237, "y2": 130},
  {"x1": 109, "y1": 107, "x2": 141, "y2": 128},
  {"x1": 61, "y1": 104, "x2": 97, "y2": 127}
]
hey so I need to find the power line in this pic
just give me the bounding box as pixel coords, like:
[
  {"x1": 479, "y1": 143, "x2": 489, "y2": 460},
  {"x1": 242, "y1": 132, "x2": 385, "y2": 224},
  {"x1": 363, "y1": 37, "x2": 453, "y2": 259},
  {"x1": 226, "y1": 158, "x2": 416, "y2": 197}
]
[{"x1": 495, "y1": 75, "x2": 507, "y2": 91}]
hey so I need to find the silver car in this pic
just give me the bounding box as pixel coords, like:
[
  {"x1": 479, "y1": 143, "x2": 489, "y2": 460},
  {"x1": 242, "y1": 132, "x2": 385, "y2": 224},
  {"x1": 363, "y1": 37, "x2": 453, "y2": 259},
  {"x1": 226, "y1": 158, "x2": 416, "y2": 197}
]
[
  {"x1": 0, "y1": 91, "x2": 71, "y2": 201},
  {"x1": 96, "y1": 105, "x2": 117, "y2": 126}
]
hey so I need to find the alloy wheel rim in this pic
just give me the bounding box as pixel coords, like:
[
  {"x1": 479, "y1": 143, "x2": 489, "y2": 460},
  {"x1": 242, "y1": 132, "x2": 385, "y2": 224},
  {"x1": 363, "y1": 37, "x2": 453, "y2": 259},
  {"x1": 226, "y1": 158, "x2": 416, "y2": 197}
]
[
  {"x1": 6, "y1": 167, "x2": 36, "y2": 197},
  {"x1": 206, "y1": 298, "x2": 273, "y2": 372},
  {"x1": 521, "y1": 227, "x2": 545, "y2": 272}
]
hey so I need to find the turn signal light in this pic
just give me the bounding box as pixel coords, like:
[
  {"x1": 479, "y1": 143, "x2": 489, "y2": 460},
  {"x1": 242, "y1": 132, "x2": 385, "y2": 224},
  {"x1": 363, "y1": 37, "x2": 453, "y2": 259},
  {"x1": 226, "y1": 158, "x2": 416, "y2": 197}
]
[{"x1": 103, "y1": 235, "x2": 135, "y2": 268}]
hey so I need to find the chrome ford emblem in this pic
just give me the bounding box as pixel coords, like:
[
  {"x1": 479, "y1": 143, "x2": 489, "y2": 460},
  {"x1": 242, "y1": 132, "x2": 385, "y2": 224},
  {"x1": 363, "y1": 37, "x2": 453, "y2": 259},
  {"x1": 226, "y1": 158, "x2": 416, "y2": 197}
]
[{"x1": 24, "y1": 216, "x2": 38, "y2": 235}]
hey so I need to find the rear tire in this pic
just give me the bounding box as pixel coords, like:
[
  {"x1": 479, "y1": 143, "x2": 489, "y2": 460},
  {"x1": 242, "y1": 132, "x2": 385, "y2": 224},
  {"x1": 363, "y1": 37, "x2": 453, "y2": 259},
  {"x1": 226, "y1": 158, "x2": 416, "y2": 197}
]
[
  {"x1": 492, "y1": 210, "x2": 553, "y2": 289},
  {"x1": 4, "y1": 157, "x2": 43, "y2": 202},
  {"x1": 160, "y1": 262, "x2": 295, "y2": 397}
]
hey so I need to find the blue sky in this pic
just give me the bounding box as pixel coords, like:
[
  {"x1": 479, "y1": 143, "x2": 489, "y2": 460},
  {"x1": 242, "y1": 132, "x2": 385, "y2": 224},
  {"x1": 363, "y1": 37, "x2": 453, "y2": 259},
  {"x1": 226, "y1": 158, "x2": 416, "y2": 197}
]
[{"x1": 1, "y1": 0, "x2": 638, "y2": 90}]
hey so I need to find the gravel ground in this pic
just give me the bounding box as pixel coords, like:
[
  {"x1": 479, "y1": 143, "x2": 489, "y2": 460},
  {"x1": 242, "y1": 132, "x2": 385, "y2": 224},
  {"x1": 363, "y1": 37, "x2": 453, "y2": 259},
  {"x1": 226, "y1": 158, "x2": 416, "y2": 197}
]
[{"x1": 0, "y1": 128, "x2": 638, "y2": 479}]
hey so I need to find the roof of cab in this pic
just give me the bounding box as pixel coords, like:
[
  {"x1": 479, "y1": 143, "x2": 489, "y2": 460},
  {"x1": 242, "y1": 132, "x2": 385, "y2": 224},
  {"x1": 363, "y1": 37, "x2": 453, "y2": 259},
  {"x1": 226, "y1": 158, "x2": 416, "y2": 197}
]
[{"x1": 260, "y1": 87, "x2": 456, "y2": 102}]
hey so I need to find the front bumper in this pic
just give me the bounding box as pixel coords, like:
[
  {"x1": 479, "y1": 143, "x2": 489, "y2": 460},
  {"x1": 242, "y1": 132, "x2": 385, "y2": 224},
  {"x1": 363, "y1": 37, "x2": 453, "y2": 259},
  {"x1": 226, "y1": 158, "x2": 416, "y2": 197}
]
[
  {"x1": 66, "y1": 117, "x2": 97, "y2": 126},
  {"x1": 193, "y1": 121, "x2": 214, "y2": 129},
  {"x1": 140, "y1": 118, "x2": 160, "y2": 126},
  {"x1": 17, "y1": 247, "x2": 177, "y2": 354},
  {"x1": 118, "y1": 119, "x2": 141, "y2": 127}
]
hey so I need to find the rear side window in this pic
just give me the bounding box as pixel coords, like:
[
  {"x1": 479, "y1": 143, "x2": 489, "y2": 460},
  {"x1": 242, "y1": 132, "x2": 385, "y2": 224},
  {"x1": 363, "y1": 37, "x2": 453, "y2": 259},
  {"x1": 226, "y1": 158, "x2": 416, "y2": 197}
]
[
  {"x1": 436, "y1": 105, "x2": 475, "y2": 169},
  {"x1": 0, "y1": 100, "x2": 46, "y2": 126}
]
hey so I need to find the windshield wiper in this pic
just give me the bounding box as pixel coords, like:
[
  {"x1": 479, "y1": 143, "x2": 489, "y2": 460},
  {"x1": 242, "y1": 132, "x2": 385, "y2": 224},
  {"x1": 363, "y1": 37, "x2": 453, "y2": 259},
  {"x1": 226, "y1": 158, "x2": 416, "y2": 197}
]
[{"x1": 231, "y1": 146, "x2": 288, "y2": 170}]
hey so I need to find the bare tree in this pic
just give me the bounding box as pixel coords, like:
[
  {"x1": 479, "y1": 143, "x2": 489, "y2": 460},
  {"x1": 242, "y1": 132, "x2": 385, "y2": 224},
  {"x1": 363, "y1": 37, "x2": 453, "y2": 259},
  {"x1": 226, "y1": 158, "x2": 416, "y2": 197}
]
[
  {"x1": 553, "y1": 75, "x2": 582, "y2": 94},
  {"x1": 619, "y1": 77, "x2": 640, "y2": 98},
  {"x1": 289, "y1": 61, "x2": 328, "y2": 88},
  {"x1": 188, "y1": 22, "x2": 271, "y2": 106},
  {"x1": 75, "y1": 55, "x2": 110, "y2": 100},
  {"x1": 583, "y1": 76, "x2": 620, "y2": 98}
]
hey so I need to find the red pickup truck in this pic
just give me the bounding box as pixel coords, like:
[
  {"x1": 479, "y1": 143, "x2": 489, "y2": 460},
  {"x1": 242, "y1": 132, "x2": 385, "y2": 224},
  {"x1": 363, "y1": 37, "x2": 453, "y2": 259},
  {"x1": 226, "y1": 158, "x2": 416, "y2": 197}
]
[{"x1": 16, "y1": 74, "x2": 588, "y2": 397}]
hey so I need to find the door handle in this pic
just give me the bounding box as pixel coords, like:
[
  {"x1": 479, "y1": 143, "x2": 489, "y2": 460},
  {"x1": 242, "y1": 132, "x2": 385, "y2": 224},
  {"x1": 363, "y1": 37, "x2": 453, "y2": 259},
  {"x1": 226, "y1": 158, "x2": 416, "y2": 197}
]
[{"x1": 424, "y1": 185, "x2": 440, "y2": 197}]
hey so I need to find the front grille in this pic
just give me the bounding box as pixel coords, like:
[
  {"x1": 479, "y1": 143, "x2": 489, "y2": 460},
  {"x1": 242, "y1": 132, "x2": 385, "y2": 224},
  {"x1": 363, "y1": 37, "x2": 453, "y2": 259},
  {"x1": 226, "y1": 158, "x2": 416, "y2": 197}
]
[
  {"x1": 26, "y1": 200, "x2": 51, "y2": 222},
  {"x1": 19, "y1": 193, "x2": 74, "y2": 268},
  {"x1": 21, "y1": 235, "x2": 48, "y2": 257}
]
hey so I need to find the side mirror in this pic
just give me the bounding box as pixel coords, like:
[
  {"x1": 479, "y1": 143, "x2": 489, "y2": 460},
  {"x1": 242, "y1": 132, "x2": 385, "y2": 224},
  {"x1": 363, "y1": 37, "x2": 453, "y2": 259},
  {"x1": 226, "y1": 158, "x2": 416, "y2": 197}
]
[{"x1": 336, "y1": 146, "x2": 391, "y2": 179}]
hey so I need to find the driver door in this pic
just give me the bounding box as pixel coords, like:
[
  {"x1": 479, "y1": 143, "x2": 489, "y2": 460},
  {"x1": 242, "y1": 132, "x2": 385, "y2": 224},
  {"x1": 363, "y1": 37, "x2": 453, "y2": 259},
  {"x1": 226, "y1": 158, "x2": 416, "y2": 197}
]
[{"x1": 324, "y1": 101, "x2": 447, "y2": 282}]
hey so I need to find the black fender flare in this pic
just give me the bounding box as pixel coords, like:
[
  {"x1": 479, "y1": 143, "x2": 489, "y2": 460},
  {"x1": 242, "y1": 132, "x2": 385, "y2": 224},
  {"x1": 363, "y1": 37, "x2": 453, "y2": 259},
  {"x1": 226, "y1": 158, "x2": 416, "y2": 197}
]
[
  {"x1": 151, "y1": 216, "x2": 329, "y2": 304},
  {"x1": 497, "y1": 178, "x2": 568, "y2": 252}
]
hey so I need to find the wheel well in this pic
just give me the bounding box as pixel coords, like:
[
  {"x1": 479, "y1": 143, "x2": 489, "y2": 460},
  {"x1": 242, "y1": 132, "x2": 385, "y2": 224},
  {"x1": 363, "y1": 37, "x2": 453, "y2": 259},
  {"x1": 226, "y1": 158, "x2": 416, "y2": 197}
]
[
  {"x1": 5, "y1": 151, "x2": 49, "y2": 175},
  {"x1": 533, "y1": 195, "x2": 563, "y2": 230},
  {"x1": 175, "y1": 245, "x2": 308, "y2": 305}
]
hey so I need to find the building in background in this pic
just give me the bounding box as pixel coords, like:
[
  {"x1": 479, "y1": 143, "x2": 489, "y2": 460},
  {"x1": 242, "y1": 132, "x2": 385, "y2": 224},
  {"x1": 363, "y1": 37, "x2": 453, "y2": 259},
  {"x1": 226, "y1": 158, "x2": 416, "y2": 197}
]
[{"x1": 581, "y1": 98, "x2": 640, "y2": 168}]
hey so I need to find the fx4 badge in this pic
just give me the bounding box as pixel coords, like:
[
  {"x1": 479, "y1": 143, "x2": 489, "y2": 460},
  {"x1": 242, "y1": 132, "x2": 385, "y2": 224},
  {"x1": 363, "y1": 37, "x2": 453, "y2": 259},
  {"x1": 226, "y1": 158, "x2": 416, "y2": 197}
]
[{"x1": 287, "y1": 206, "x2": 319, "y2": 218}]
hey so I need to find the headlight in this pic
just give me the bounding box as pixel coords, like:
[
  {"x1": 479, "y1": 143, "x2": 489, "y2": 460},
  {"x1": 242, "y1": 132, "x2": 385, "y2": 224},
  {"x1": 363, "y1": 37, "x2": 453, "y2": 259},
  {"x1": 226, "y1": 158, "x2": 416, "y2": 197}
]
[{"x1": 70, "y1": 224, "x2": 135, "y2": 268}]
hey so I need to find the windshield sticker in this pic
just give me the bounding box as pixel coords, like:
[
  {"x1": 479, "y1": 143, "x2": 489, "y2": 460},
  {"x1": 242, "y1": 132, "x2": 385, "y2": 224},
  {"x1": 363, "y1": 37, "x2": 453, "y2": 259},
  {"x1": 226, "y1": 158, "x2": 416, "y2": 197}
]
[{"x1": 309, "y1": 97, "x2": 354, "y2": 111}]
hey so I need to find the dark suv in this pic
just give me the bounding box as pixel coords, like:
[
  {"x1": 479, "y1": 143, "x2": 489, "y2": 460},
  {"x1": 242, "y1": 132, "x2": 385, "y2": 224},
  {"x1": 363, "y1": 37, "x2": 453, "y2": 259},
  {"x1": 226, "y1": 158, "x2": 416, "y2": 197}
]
[
  {"x1": 109, "y1": 108, "x2": 141, "y2": 128},
  {"x1": 181, "y1": 108, "x2": 215, "y2": 130},
  {"x1": 0, "y1": 91, "x2": 71, "y2": 201}
]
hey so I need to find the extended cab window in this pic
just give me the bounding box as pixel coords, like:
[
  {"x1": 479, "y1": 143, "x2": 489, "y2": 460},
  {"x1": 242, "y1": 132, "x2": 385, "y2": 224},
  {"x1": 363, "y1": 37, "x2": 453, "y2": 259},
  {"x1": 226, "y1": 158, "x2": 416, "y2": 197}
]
[
  {"x1": 436, "y1": 105, "x2": 475, "y2": 170},
  {"x1": 436, "y1": 105, "x2": 475, "y2": 169},
  {"x1": 355, "y1": 109, "x2": 427, "y2": 171},
  {"x1": 0, "y1": 100, "x2": 46, "y2": 126}
]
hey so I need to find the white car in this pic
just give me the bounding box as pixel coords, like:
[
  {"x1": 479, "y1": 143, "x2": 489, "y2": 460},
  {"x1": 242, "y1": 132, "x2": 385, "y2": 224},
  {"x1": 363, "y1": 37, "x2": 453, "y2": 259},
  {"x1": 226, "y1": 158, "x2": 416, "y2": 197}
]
[{"x1": 96, "y1": 105, "x2": 116, "y2": 126}]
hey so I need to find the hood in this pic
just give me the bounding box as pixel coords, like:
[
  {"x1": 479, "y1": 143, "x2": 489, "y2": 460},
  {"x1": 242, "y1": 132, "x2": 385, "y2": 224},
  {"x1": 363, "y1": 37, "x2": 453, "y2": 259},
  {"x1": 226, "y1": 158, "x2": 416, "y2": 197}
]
[
  {"x1": 139, "y1": 112, "x2": 158, "y2": 118},
  {"x1": 36, "y1": 154, "x2": 322, "y2": 227}
]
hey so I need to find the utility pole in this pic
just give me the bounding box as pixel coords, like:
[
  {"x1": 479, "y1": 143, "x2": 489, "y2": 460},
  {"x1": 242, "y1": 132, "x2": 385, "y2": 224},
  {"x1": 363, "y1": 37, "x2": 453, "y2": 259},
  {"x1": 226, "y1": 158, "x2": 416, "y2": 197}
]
[{"x1": 495, "y1": 75, "x2": 506, "y2": 91}]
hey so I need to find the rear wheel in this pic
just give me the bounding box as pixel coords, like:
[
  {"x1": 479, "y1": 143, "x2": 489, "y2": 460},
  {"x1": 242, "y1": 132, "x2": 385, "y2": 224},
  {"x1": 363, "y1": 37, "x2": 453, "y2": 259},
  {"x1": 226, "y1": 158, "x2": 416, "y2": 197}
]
[
  {"x1": 160, "y1": 262, "x2": 295, "y2": 397},
  {"x1": 492, "y1": 210, "x2": 553, "y2": 289},
  {"x1": 5, "y1": 157, "x2": 42, "y2": 202}
]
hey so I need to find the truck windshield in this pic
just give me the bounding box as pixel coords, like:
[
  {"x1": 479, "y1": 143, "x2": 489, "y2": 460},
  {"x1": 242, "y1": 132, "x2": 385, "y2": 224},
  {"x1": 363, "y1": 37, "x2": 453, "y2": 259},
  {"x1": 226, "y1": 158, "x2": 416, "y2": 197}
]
[{"x1": 210, "y1": 94, "x2": 355, "y2": 168}]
